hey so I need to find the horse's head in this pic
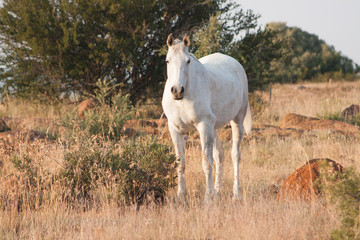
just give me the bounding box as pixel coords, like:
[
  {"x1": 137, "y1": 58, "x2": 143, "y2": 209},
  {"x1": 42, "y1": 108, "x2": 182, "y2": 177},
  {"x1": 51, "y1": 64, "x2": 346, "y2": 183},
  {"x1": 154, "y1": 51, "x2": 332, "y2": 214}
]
[{"x1": 166, "y1": 33, "x2": 192, "y2": 100}]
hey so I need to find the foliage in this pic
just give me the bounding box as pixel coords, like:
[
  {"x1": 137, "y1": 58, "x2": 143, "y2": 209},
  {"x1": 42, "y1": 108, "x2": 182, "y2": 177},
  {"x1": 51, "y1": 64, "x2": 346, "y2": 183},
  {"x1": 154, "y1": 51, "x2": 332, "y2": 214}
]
[
  {"x1": 229, "y1": 28, "x2": 286, "y2": 91},
  {"x1": 321, "y1": 111, "x2": 360, "y2": 127},
  {"x1": 321, "y1": 167, "x2": 360, "y2": 239},
  {"x1": 183, "y1": 11, "x2": 284, "y2": 92},
  {"x1": 2, "y1": 1, "x2": 355, "y2": 100},
  {"x1": 59, "y1": 136, "x2": 176, "y2": 206},
  {"x1": 59, "y1": 140, "x2": 121, "y2": 201},
  {"x1": 118, "y1": 137, "x2": 177, "y2": 206},
  {"x1": 60, "y1": 78, "x2": 134, "y2": 142},
  {"x1": 192, "y1": 14, "x2": 223, "y2": 58},
  {"x1": 0, "y1": 0, "x2": 244, "y2": 101},
  {"x1": 6, "y1": 137, "x2": 177, "y2": 208},
  {"x1": 266, "y1": 22, "x2": 360, "y2": 83}
]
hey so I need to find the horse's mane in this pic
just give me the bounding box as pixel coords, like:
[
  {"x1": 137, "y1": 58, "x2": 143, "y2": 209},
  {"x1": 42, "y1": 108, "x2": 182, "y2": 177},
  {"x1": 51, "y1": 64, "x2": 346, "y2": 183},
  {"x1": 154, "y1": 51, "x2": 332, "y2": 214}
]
[{"x1": 189, "y1": 53, "x2": 200, "y2": 63}]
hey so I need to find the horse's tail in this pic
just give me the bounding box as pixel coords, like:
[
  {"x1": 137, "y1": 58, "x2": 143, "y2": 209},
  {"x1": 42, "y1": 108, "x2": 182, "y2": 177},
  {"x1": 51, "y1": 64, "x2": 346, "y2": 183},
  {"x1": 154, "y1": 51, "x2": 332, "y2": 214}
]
[{"x1": 243, "y1": 102, "x2": 252, "y2": 135}]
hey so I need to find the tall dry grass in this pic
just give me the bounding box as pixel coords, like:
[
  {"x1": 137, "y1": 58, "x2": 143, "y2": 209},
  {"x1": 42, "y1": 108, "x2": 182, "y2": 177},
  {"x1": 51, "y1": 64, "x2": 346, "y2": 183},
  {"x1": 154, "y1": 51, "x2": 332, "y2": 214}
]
[{"x1": 1, "y1": 80, "x2": 360, "y2": 239}]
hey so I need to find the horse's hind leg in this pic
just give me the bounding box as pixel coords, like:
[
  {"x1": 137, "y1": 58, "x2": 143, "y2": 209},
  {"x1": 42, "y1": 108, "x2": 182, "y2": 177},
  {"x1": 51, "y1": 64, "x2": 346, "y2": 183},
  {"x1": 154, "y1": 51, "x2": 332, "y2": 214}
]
[
  {"x1": 230, "y1": 113, "x2": 245, "y2": 200},
  {"x1": 213, "y1": 130, "x2": 224, "y2": 195}
]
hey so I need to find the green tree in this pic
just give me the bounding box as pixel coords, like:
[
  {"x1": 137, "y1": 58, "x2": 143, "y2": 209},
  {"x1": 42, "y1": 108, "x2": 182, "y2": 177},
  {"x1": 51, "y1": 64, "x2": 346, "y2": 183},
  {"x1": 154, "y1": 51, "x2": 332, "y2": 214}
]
[
  {"x1": 229, "y1": 28, "x2": 286, "y2": 91},
  {"x1": 0, "y1": 0, "x2": 261, "y2": 102},
  {"x1": 186, "y1": 11, "x2": 285, "y2": 92},
  {"x1": 266, "y1": 22, "x2": 359, "y2": 83}
]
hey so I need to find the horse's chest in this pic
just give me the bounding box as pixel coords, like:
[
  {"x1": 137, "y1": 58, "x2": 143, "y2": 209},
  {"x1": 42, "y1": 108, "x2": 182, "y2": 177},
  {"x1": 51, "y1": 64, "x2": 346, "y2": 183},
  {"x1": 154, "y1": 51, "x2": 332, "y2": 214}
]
[
  {"x1": 167, "y1": 109, "x2": 198, "y2": 133},
  {"x1": 171, "y1": 117, "x2": 197, "y2": 133},
  {"x1": 163, "y1": 102, "x2": 200, "y2": 133}
]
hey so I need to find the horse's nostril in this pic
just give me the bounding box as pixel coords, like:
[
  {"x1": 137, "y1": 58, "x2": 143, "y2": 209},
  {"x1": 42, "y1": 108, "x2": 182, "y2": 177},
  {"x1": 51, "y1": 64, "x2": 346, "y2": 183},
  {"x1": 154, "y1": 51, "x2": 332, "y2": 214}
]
[
  {"x1": 171, "y1": 86, "x2": 176, "y2": 94},
  {"x1": 180, "y1": 87, "x2": 184, "y2": 94}
]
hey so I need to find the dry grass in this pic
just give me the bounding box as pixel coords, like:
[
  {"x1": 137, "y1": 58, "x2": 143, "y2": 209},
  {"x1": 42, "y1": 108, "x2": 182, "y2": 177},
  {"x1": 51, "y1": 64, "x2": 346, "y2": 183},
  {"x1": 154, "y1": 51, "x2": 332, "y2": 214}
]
[{"x1": 1, "y1": 80, "x2": 360, "y2": 239}]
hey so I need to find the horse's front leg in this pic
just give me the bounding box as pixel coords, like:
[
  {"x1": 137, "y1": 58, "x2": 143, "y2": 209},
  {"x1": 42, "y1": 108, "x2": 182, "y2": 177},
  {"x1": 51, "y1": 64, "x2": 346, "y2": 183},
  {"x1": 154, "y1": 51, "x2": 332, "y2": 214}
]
[
  {"x1": 196, "y1": 120, "x2": 215, "y2": 202},
  {"x1": 168, "y1": 123, "x2": 186, "y2": 201}
]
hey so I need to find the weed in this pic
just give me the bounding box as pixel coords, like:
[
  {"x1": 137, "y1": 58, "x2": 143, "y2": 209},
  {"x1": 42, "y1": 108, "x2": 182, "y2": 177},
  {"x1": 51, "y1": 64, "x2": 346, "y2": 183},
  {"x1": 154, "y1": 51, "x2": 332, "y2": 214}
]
[
  {"x1": 60, "y1": 78, "x2": 134, "y2": 142},
  {"x1": 118, "y1": 137, "x2": 177, "y2": 206},
  {"x1": 322, "y1": 111, "x2": 360, "y2": 126},
  {"x1": 321, "y1": 167, "x2": 360, "y2": 239}
]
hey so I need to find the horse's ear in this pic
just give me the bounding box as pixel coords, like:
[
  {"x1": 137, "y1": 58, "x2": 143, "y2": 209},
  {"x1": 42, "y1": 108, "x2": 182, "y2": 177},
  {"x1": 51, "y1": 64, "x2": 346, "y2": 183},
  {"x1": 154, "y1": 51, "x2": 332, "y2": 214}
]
[
  {"x1": 167, "y1": 34, "x2": 174, "y2": 47},
  {"x1": 183, "y1": 34, "x2": 190, "y2": 47}
]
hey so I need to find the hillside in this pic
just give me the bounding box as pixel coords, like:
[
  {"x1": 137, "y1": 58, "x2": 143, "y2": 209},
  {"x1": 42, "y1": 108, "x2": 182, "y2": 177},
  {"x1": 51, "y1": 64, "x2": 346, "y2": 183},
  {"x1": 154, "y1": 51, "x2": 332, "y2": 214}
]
[{"x1": 267, "y1": 22, "x2": 359, "y2": 83}]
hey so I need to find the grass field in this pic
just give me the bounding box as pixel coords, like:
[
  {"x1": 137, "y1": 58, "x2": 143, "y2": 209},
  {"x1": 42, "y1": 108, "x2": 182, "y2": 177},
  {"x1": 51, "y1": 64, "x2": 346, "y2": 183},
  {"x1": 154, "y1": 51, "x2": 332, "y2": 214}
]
[{"x1": 1, "y1": 80, "x2": 359, "y2": 239}]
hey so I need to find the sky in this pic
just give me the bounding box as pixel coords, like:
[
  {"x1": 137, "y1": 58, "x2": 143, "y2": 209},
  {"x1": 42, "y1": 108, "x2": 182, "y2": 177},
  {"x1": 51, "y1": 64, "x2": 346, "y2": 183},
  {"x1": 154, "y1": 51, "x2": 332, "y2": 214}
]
[{"x1": 237, "y1": 0, "x2": 360, "y2": 65}]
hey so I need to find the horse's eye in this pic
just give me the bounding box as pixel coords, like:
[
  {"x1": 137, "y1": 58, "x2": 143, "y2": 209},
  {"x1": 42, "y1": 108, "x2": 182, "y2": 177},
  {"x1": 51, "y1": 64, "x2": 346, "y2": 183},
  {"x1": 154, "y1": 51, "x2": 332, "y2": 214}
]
[
  {"x1": 187, "y1": 59, "x2": 190, "y2": 64},
  {"x1": 166, "y1": 60, "x2": 169, "y2": 64}
]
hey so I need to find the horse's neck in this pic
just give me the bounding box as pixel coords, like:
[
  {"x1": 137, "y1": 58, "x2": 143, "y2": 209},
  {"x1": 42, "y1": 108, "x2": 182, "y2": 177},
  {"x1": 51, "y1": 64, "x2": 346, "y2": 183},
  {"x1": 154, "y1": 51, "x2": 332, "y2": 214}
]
[
  {"x1": 187, "y1": 60, "x2": 206, "y2": 92},
  {"x1": 193, "y1": 56, "x2": 208, "y2": 76}
]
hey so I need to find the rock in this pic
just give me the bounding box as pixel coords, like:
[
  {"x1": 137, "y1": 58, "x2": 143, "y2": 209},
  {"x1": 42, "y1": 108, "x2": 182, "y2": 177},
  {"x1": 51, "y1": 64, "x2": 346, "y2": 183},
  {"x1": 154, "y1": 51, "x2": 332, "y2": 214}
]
[
  {"x1": 78, "y1": 98, "x2": 98, "y2": 118},
  {"x1": 297, "y1": 85, "x2": 306, "y2": 90},
  {"x1": 277, "y1": 158, "x2": 344, "y2": 201},
  {"x1": 341, "y1": 104, "x2": 360, "y2": 118},
  {"x1": 218, "y1": 124, "x2": 303, "y2": 142},
  {"x1": 122, "y1": 119, "x2": 169, "y2": 138},
  {"x1": 279, "y1": 113, "x2": 360, "y2": 134}
]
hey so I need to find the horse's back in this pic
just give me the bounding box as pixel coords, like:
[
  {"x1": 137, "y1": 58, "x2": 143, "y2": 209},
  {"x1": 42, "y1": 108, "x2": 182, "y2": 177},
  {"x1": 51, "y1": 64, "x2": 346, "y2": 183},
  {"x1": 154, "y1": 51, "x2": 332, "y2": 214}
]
[{"x1": 199, "y1": 53, "x2": 247, "y2": 84}]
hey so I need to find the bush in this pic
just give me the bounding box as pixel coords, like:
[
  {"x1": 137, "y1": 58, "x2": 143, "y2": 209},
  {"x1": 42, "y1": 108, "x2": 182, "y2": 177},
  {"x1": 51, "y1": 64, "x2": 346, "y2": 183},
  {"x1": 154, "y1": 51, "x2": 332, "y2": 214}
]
[
  {"x1": 59, "y1": 137, "x2": 177, "y2": 207},
  {"x1": 60, "y1": 78, "x2": 134, "y2": 142},
  {"x1": 59, "y1": 140, "x2": 121, "y2": 202},
  {"x1": 118, "y1": 137, "x2": 177, "y2": 206},
  {"x1": 321, "y1": 111, "x2": 360, "y2": 127},
  {"x1": 321, "y1": 167, "x2": 360, "y2": 239}
]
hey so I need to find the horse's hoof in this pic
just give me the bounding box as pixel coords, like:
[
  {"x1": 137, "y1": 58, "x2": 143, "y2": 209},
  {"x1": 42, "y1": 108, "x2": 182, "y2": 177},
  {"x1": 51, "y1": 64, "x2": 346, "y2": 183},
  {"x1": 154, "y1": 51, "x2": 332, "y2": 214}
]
[
  {"x1": 232, "y1": 195, "x2": 243, "y2": 202},
  {"x1": 176, "y1": 193, "x2": 187, "y2": 204}
]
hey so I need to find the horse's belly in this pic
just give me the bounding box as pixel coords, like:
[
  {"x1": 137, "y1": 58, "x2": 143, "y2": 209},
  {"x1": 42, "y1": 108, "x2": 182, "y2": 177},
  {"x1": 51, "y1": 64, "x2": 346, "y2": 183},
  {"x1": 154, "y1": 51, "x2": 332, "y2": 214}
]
[{"x1": 212, "y1": 93, "x2": 243, "y2": 127}]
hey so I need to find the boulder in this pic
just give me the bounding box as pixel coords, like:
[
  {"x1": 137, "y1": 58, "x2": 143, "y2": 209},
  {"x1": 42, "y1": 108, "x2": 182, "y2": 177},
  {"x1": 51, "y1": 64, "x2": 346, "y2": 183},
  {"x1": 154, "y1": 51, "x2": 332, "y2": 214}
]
[
  {"x1": 279, "y1": 113, "x2": 360, "y2": 134},
  {"x1": 277, "y1": 158, "x2": 344, "y2": 201},
  {"x1": 341, "y1": 104, "x2": 360, "y2": 118},
  {"x1": 78, "y1": 98, "x2": 98, "y2": 118}
]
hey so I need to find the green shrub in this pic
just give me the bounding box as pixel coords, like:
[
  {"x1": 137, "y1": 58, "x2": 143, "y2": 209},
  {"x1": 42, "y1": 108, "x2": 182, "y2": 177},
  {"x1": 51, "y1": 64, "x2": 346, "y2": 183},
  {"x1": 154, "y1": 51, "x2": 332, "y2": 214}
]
[
  {"x1": 321, "y1": 167, "x2": 360, "y2": 239},
  {"x1": 60, "y1": 78, "x2": 134, "y2": 142},
  {"x1": 321, "y1": 111, "x2": 360, "y2": 127},
  {"x1": 59, "y1": 141, "x2": 121, "y2": 201},
  {"x1": 59, "y1": 137, "x2": 177, "y2": 206},
  {"x1": 118, "y1": 137, "x2": 177, "y2": 206}
]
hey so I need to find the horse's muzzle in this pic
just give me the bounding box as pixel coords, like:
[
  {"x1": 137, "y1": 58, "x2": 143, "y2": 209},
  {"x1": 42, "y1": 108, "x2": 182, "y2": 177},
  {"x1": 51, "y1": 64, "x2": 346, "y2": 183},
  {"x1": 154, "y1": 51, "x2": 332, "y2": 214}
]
[{"x1": 171, "y1": 86, "x2": 184, "y2": 100}]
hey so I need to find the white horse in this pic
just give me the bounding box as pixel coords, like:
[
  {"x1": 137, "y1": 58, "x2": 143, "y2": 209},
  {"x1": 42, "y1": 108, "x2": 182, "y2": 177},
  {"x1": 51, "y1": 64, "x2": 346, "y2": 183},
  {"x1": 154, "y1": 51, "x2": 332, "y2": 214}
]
[{"x1": 162, "y1": 34, "x2": 252, "y2": 202}]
